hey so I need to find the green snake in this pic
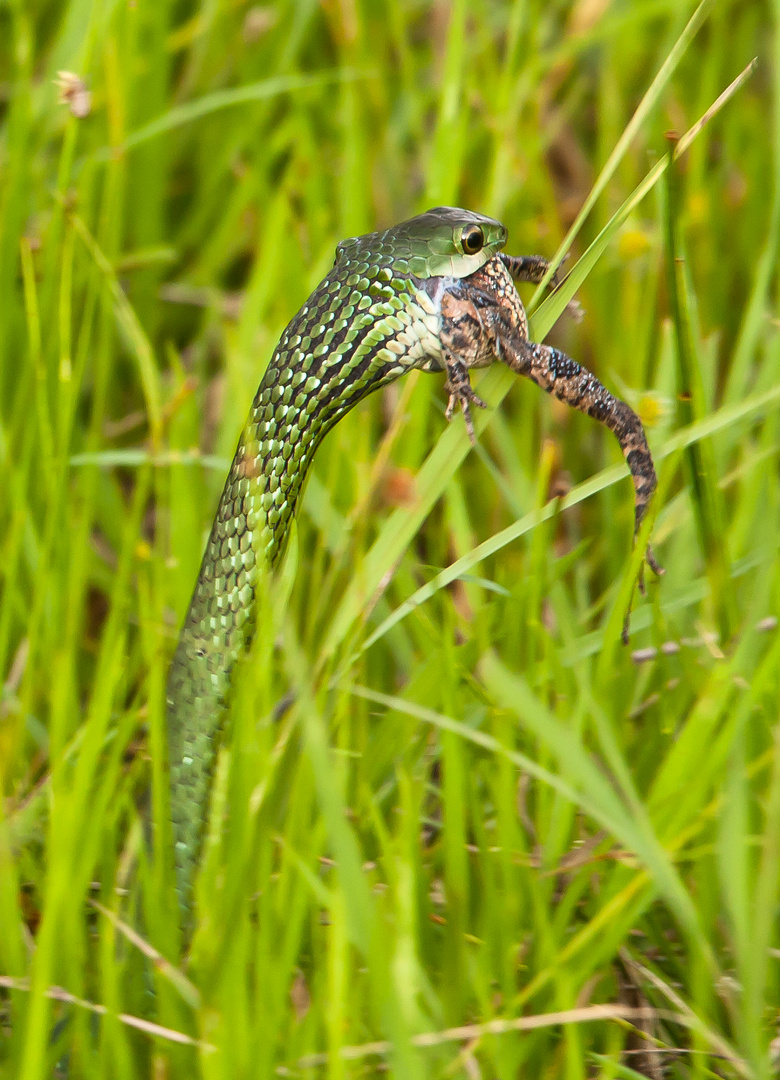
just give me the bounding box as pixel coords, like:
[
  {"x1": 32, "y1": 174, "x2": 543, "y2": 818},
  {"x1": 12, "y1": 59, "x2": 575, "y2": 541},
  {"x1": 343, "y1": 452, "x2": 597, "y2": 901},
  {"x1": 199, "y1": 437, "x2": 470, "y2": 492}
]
[{"x1": 166, "y1": 206, "x2": 660, "y2": 923}]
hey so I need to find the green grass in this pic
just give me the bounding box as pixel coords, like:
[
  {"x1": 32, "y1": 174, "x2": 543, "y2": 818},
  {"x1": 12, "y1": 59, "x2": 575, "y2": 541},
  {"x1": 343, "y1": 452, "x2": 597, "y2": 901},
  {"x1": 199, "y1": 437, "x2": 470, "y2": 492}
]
[{"x1": 1, "y1": 1, "x2": 779, "y2": 1077}]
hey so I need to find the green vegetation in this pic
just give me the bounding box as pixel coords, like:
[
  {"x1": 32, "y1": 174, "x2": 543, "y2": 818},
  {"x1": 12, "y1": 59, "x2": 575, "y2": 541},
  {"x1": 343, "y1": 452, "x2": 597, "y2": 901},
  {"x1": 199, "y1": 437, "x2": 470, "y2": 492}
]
[{"x1": 1, "y1": 0, "x2": 778, "y2": 1077}]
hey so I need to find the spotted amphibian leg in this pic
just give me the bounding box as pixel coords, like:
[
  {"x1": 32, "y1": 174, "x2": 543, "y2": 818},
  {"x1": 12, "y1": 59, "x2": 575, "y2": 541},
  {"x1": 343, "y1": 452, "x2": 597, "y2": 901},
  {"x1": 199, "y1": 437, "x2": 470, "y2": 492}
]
[
  {"x1": 499, "y1": 253, "x2": 583, "y2": 322},
  {"x1": 442, "y1": 352, "x2": 487, "y2": 445},
  {"x1": 500, "y1": 253, "x2": 559, "y2": 285},
  {"x1": 435, "y1": 283, "x2": 494, "y2": 445},
  {"x1": 500, "y1": 336, "x2": 663, "y2": 578}
]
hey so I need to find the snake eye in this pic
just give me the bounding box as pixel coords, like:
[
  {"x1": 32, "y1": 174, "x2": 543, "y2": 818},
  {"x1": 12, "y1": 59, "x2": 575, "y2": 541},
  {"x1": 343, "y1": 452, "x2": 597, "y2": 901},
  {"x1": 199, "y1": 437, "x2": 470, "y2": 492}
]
[{"x1": 461, "y1": 224, "x2": 484, "y2": 255}]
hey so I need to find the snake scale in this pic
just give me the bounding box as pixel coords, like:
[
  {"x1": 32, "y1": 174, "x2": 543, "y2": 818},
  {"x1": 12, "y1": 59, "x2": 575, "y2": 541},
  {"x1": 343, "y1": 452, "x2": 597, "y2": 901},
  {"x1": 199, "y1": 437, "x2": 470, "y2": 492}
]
[{"x1": 166, "y1": 207, "x2": 660, "y2": 925}]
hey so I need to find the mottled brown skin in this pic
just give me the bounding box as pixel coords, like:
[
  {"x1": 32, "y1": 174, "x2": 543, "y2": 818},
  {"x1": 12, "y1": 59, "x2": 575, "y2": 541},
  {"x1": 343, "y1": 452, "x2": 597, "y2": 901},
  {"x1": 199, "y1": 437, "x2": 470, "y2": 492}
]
[{"x1": 429, "y1": 254, "x2": 662, "y2": 609}]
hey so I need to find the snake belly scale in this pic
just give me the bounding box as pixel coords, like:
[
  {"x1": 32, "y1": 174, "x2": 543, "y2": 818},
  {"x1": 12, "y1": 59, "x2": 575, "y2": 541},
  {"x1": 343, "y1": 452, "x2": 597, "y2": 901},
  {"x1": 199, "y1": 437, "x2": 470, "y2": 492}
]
[{"x1": 166, "y1": 206, "x2": 660, "y2": 924}]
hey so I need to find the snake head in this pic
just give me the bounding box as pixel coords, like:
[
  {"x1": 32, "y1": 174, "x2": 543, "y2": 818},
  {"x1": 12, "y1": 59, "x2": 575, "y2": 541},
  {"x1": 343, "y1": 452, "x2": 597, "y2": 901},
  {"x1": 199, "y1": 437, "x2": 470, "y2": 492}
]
[{"x1": 334, "y1": 207, "x2": 507, "y2": 280}]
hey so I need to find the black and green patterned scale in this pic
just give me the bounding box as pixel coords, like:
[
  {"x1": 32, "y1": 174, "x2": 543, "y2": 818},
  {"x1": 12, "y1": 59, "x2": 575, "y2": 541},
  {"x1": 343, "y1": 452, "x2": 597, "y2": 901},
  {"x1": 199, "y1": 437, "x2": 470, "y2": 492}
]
[{"x1": 166, "y1": 208, "x2": 508, "y2": 918}]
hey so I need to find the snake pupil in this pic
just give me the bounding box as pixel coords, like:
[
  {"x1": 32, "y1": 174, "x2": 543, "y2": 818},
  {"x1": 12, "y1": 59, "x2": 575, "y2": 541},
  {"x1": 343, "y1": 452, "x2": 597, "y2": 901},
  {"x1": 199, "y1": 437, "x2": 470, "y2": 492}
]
[{"x1": 461, "y1": 224, "x2": 484, "y2": 254}]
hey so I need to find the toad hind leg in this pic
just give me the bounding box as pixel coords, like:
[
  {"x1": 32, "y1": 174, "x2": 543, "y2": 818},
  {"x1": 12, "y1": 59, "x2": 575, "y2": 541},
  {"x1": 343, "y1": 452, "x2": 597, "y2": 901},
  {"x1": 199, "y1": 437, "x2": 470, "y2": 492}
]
[{"x1": 500, "y1": 335, "x2": 663, "y2": 579}]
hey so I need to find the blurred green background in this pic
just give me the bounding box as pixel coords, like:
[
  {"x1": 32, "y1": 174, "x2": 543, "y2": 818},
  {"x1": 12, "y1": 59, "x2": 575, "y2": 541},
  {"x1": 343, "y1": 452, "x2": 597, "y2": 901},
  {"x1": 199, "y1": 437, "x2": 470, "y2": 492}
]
[{"x1": 1, "y1": 0, "x2": 779, "y2": 1077}]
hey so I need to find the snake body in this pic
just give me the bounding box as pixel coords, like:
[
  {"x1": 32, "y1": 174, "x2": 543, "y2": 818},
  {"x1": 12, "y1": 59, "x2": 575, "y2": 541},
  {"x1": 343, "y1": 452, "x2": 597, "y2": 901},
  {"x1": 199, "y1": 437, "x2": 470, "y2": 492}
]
[{"x1": 166, "y1": 207, "x2": 659, "y2": 922}]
